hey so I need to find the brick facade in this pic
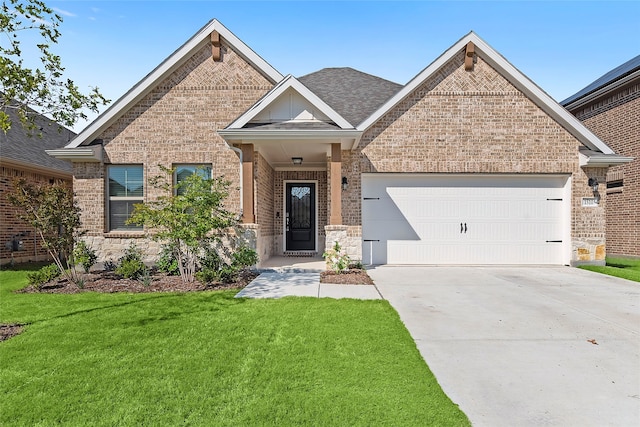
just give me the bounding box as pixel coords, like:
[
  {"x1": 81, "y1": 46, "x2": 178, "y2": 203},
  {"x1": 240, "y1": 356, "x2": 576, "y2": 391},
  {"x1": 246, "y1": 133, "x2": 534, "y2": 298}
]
[
  {"x1": 72, "y1": 41, "x2": 274, "y2": 261},
  {"x1": 569, "y1": 84, "x2": 639, "y2": 257},
  {"x1": 63, "y1": 27, "x2": 614, "y2": 266},
  {"x1": 0, "y1": 165, "x2": 72, "y2": 265},
  {"x1": 341, "y1": 53, "x2": 606, "y2": 263}
]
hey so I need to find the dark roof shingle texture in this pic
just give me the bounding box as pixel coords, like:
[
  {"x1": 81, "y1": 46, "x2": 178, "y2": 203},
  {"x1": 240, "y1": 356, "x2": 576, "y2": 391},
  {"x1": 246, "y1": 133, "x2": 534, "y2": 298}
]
[
  {"x1": 561, "y1": 55, "x2": 640, "y2": 106},
  {"x1": 0, "y1": 107, "x2": 75, "y2": 173},
  {"x1": 298, "y1": 67, "x2": 402, "y2": 127}
]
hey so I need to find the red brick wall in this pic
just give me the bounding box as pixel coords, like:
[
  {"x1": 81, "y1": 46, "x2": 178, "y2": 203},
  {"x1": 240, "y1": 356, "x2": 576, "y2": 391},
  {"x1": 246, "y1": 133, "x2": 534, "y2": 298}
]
[
  {"x1": 1, "y1": 164, "x2": 72, "y2": 265},
  {"x1": 571, "y1": 83, "x2": 639, "y2": 257}
]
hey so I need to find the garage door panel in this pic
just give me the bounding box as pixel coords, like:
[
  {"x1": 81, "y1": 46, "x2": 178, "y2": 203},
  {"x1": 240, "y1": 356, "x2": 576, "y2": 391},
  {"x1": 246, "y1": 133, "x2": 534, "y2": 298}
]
[{"x1": 362, "y1": 174, "x2": 568, "y2": 265}]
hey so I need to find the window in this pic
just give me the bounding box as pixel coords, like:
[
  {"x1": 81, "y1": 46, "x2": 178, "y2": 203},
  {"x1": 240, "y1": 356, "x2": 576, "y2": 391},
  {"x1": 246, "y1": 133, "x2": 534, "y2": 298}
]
[
  {"x1": 174, "y1": 164, "x2": 212, "y2": 195},
  {"x1": 108, "y1": 165, "x2": 143, "y2": 231}
]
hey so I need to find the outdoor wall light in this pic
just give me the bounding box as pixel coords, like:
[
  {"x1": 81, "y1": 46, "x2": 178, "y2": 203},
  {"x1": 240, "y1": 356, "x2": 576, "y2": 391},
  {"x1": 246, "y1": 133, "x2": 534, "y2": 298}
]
[
  {"x1": 588, "y1": 177, "x2": 600, "y2": 202},
  {"x1": 342, "y1": 176, "x2": 348, "y2": 190},
  {"x1": 291, "y1": 157, "x2": 303, "y2": 165}
]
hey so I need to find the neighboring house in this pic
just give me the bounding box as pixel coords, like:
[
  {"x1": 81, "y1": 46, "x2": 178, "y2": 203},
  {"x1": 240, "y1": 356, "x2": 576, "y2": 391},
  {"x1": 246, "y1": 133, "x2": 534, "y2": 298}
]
[
  {"x1": 562, "y1": 56, "x2": 639, "y2": 258},
  {"x1": 48, "y1": 20, "x2": 631, "y2": 266},
  {"x1": 0, "y1": 108, "x2": 75, "y2": 265}
]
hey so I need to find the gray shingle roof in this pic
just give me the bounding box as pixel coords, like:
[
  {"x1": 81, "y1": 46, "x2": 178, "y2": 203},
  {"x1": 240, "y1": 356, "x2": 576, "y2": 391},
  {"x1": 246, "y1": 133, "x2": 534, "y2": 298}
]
[
  {"x1": 298, "y1": 67, "x2": 402, "y2": 127},
  {"x1": 0, "y1": 107, "x2": 75, "y2": 174},
  {"x1": 561, "y1": 55, "x2": 640, "y2": 106}
]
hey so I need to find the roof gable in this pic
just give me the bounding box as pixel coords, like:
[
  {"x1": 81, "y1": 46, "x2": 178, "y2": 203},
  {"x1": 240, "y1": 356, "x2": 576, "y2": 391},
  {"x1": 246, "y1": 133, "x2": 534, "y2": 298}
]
[
  {"x1": 226, "y1": 75, "x2": 354, "y2": 130},
  {"x1": 66, "y1": 19, "x2": 283, "y2": 148},
  {"x1": 298, "y1": 68, "x2": 402, "y2": 126},
  {"x1": 359, "y1": 32, "x2": 616, "y2": 155}
]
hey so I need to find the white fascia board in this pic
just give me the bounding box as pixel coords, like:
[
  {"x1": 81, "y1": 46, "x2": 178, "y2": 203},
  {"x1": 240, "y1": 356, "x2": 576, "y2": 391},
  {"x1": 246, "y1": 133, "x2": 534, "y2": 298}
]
[
  {"x1": 218, "y1": 128, "x2": 361, "y2": 140},
  {"x1": 46, "y1": 146, "x2": 103, "y2": 162},
  {"x1": 67, "y1": 19, "x2": 284, "y2": 149},
  {"x1": 358, "y1": 32, "x2": 616, "y2": 155},
  {"x1": 226, "y1": 75, "x2": 354, "y2": 129},
  {"x1": 579, "y1": 152, "x2": 634, "y2": 167}
]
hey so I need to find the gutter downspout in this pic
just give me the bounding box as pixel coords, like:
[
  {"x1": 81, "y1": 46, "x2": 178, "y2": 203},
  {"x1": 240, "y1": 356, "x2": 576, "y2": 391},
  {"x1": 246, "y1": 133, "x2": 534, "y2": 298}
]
[{"x1": 226, "y1": 144, "x2": 243, "y2": 218}]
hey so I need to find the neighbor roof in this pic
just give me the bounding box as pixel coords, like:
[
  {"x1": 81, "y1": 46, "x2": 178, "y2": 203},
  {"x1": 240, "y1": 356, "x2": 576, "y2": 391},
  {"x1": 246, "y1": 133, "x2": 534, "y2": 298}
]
[
  {"x1": 561, "y1": 55, "x2": 640, "y2": 106},
  {"x1": 0, "y1": 107, "x2": 74, "y2": 175},
  {"x1": 298, "y1": 67, "x2": 402, "y2": 127}
]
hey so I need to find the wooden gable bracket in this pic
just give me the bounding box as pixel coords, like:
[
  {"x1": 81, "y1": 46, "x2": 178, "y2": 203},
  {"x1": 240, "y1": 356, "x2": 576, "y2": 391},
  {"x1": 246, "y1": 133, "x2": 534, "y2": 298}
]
[
  {"x1": 465, "y1": 41, "x2": 475, "y2": 71},
  {"x1": 211, "y1": 30, "x2": 221, "y2": 61}
]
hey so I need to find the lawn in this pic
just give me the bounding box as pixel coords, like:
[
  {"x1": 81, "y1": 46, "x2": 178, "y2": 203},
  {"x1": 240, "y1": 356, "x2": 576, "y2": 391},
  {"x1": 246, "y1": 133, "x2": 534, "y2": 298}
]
[
  {"x1": 0, "y1": 265, "x2": 469, "y2": 426},
  {"x1": 578, "y1": 257, "x2": 640, "y2": 282}
]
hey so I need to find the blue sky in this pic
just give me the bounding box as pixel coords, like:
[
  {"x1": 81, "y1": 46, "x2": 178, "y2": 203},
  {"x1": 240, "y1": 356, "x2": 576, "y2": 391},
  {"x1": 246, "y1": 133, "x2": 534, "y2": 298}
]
[{"x1": 37, "y1": 1, "x2": 640, "y2": 131}]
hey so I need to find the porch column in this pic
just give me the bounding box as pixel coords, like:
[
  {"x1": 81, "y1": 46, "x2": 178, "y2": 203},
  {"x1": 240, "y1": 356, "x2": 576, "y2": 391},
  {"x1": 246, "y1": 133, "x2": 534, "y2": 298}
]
[
  {"x1": 241, "y1": 144, "x2": 255, "y2": 223},
  {"x1": 330, "y1": 143, "x2": 342, "y2": 225}
]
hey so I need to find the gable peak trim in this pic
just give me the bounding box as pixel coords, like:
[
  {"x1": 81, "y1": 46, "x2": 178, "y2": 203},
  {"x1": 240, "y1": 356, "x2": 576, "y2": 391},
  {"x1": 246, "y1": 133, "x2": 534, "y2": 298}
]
[
  {"x1": 358, "y1": 31, "x2": 615, "y2": 155},
  {"x1": 226, "y1": 74, "x2": 354, "y2": 130},
  {"x1": 66, "y1": 19, "x2": 284, "y2": 149}
]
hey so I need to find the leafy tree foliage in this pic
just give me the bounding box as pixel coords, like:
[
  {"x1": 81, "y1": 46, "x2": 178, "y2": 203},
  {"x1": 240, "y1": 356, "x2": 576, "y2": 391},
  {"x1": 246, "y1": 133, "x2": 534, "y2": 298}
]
[
  {"x1": 0, "y1": 0, "x2": 108, "y2": 132},
  {"x1": 128, "y1": 166, "x2": 240, "y2": 283},
  {"x1": 7, "y1": 178, "x2": 83, "y2": 283}
]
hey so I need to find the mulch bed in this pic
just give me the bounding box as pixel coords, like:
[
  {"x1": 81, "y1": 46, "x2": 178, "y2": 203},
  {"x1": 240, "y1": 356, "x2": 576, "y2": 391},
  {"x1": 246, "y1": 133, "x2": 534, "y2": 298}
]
[
  {"x1": 0, "y1": 324, "x2": 24, "y2": 342},
  {"x1": 16, "y1": 270, "x2": 259, "y2": 295},
  {"x1": 320, "y1": 269, "x2": 374, "y2": 285},
  {"x1": 2, "y1": 268, "x2": 373, "y2": 341}
]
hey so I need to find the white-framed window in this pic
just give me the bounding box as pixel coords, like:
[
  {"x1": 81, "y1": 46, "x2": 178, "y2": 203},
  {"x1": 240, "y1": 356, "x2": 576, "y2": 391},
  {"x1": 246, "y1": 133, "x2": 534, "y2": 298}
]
[
  {"x1": 108, "y1": 165, "x2": 143, "y2": 231},
  {"x1": 174, "y1": 164, "x2": 212, "y2": 195}
]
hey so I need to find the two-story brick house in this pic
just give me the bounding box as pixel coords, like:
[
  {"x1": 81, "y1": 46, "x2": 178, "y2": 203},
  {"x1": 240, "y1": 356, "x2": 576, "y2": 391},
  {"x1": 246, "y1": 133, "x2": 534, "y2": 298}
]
[{"x1": 562, "y1": 56, "x2": 639, "y2": 258}]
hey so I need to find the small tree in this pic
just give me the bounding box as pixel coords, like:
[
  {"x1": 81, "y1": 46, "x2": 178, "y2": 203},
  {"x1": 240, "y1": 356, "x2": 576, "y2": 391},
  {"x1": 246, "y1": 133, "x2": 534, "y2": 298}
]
[
  {"x1": 7, "y1": 178, "x2": 83, "y2": 283},
  {"x1": 1, "y1": 0, "x2": 109, "y2": 133},
  {"x1": 128, "y1": 166, "x2": 238, "y2": 283}
]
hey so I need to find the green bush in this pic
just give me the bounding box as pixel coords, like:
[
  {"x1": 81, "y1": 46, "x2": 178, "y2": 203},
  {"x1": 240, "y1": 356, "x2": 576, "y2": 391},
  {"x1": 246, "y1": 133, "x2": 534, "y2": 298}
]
[
  {"x1": 73, "y1": 241, "x2": 97, "y2": 273},
  {"x1": 115, "y1": 244, "x2": 148, "y2": 280},
  {"x1": 27, "y1": 264, "x2": 61, "y2": 289},
  {"x1": 232, "y1": 246, "x2": 258, "y2": 269},
  {"x1": 156, "y1": 244, "x2": 180, "y2": 276}
]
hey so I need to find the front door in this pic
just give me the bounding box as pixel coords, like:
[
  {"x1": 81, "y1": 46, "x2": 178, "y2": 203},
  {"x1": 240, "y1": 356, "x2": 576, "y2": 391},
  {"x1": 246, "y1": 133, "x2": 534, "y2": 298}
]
[{"x1": 286, "y1": 183, "x2": 316, "y2": 251}]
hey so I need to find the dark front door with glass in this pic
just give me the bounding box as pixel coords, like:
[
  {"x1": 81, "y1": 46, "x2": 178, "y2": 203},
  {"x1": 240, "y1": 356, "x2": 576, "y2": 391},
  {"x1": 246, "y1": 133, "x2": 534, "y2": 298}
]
[{"x1": 286, "y1": 183, "x2": 315, "y2": 251}]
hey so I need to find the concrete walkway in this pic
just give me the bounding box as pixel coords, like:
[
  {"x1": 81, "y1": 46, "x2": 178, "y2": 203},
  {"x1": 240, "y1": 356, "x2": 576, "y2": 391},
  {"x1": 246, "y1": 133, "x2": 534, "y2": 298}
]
[
  {"x1": 369, "y1": 266, "x2": 640, "y2": 427},
  {"x1": 235, "y1": 256, "x2": 382, "y2": 300}
]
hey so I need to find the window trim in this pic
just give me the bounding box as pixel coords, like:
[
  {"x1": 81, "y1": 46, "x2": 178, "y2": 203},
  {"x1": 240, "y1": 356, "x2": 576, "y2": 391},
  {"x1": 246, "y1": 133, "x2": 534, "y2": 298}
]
[{"x1": 107, "y1": 165, "x2": 144, "y2": 232}]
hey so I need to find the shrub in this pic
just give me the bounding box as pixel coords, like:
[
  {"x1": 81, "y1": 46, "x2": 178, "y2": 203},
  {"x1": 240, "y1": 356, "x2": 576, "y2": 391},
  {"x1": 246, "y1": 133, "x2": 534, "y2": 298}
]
[
  {"x1": 73, "y1": 241, "x2": 97, "y2": 273},
  {"x1": 323, "y1": 241, "x2": 350, "y2": 273},
  {"x1": 232, "y1": 246, "x2": 258, "y2": 269},
  {"x1": 27, "y1": 264, "x2": 61, "y2": 289},
  {"x1": 115, "y1": 244, "x2": 148, "y2": 280},
  {"x1": 156, "y1": 244, "x2": 180, "y2": 276}
]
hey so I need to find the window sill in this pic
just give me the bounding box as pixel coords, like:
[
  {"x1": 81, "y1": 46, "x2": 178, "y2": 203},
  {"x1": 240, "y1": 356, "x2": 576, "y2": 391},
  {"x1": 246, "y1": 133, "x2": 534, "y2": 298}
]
[{"x1": 104, "y1": 231, "x2": 145, "y2": 239}]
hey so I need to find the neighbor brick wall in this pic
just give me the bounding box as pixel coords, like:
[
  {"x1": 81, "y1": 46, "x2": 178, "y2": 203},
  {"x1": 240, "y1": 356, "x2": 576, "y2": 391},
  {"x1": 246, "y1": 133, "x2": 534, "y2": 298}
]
[
  {"x1": 72, "y1": 41, "x2": 274, "y2": 260},
  {"x1": 341, "y1": 52, "x2": 604, "y2": 263},
  {"x1": 570, "y1": 84, "x2": 639, "y2": 257},
  {"x1": 0, "y1": 164, "x2": 72, "y2": 264}
]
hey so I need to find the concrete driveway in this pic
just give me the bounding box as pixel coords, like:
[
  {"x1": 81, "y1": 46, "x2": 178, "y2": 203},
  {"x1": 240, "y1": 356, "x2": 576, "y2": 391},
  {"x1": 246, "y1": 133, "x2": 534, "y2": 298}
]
[{"x1": 368, "y1": 266, "x2": 640, "y2": 427}]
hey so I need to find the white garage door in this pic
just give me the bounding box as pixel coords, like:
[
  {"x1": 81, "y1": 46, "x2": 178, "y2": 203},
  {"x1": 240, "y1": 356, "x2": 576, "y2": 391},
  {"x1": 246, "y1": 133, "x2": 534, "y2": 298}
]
[{"x1": 362, "y1": 174, "x2": 570, "y2": 265}]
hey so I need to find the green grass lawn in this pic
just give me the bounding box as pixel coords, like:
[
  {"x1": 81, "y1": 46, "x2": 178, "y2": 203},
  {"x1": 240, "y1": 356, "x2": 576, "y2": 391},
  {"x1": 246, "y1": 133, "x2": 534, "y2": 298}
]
[
  {"x1": 0, "y1": 265, "x2": 469, "y2": 426},
  {"x1": 579, "y1": 257, "x2": 640, "y2": 282}
]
